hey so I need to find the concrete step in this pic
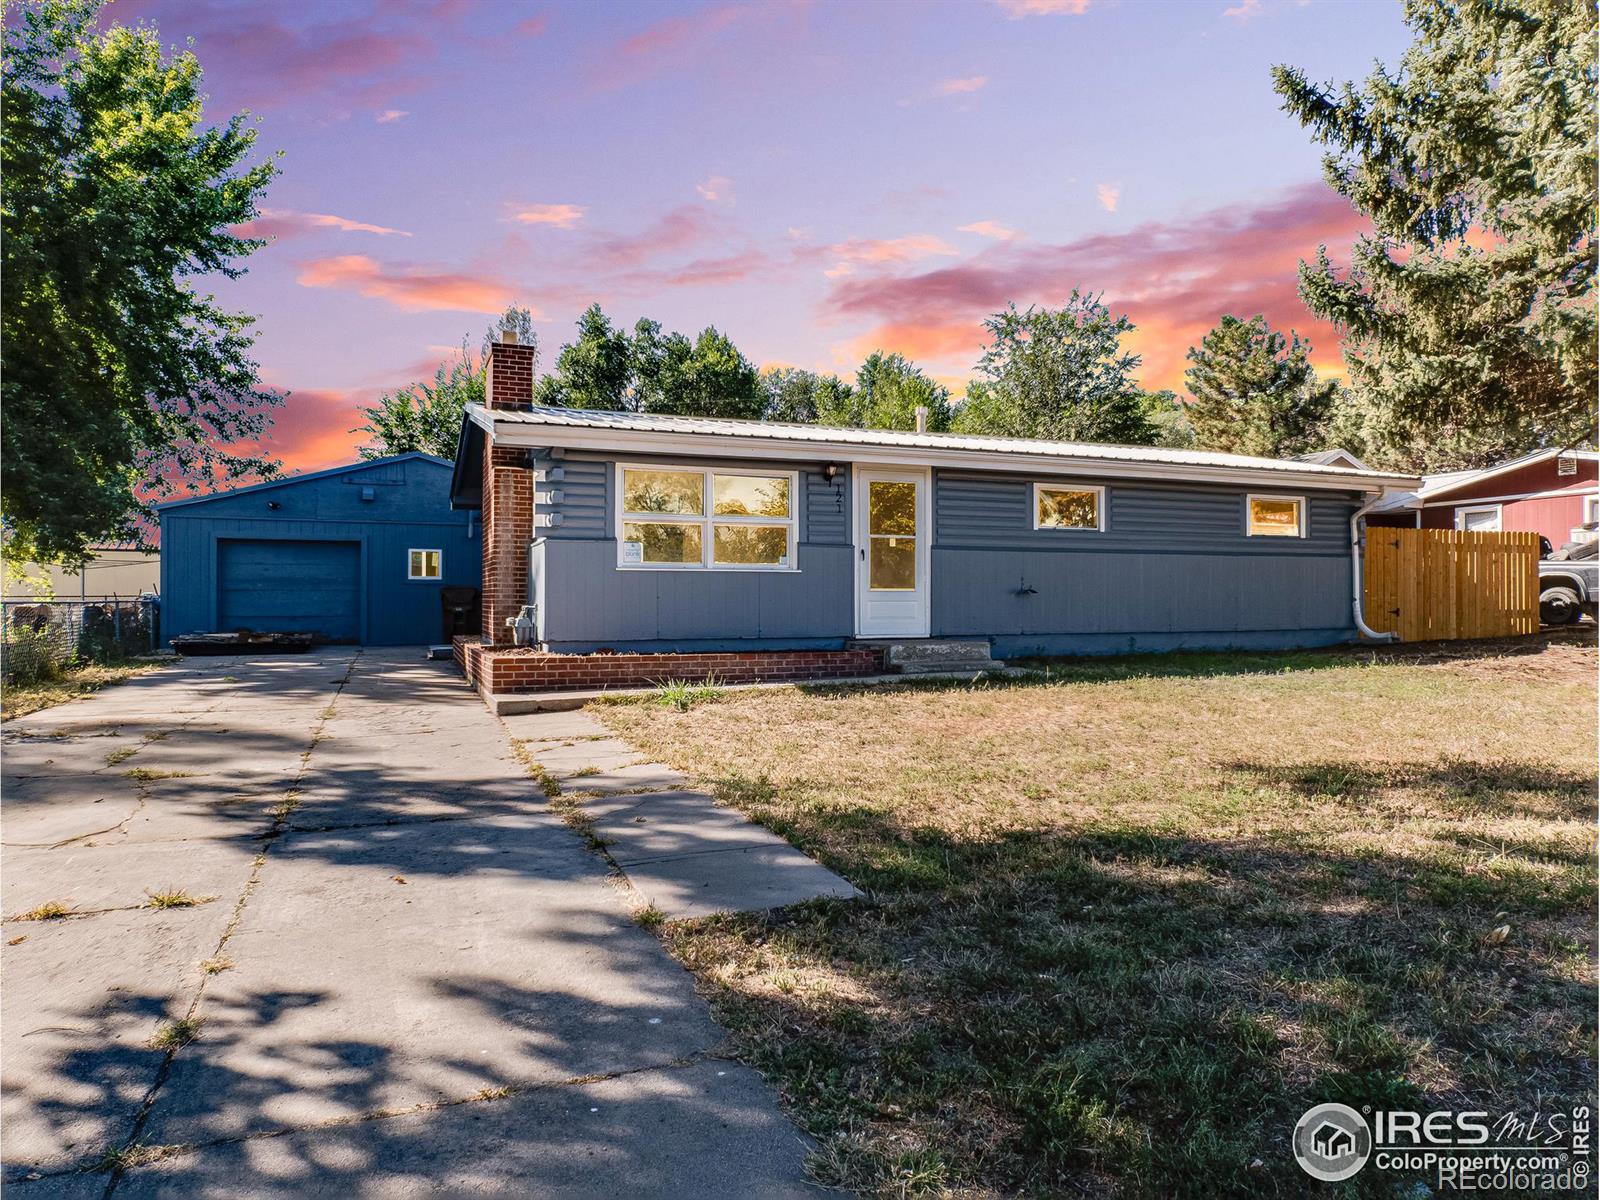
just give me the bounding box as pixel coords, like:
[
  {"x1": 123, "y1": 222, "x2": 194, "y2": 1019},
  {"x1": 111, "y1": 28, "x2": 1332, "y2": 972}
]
[{"x1": 865, "y1": 639, "x2": 1003, "y2": 674}]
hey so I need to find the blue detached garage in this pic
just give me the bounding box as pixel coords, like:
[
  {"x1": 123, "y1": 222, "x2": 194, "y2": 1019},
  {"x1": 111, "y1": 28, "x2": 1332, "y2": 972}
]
[{"x1": 158, "y1": 454, "x2": 479, "y2": 646}]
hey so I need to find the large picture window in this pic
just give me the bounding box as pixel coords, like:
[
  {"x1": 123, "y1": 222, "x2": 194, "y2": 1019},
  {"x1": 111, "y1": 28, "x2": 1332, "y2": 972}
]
[{"x1": 617, "y1": 465, "x2": 797, "y2": 570}]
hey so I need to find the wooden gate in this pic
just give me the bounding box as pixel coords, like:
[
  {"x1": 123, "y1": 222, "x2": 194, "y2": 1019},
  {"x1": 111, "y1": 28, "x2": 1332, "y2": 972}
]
[{"x1": 1363, "y1": 528, "x2": 1540, "y2": 641}]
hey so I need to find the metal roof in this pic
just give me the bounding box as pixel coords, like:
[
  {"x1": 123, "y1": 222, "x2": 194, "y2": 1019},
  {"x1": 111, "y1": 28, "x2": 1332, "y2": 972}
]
[
  {"x1": 154, "y1": 453, "x2": 453, "y2": 511},
  {"x1": 468, "y1": 405, "x2": 1421, "y2": 490}
]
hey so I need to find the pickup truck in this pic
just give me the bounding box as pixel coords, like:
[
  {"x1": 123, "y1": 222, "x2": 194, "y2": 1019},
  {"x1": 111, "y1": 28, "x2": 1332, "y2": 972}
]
[{"x1": 1538, "y1": 534, "x2": 1598, "y2": 625}]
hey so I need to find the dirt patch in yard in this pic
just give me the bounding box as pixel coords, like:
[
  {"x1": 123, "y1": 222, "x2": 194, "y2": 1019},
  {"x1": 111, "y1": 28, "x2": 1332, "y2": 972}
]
[{"x1": 597, "y1": 634, "x2": 1598, "y2": 1198}]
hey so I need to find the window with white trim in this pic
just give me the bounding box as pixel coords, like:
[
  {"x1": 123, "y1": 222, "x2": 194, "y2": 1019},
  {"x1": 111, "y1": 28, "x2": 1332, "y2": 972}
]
[
  {"x1": 1245, "y1": 494, "x2": 1306, "y2": 538},
  {"x1": 408, "y1": 549, "x2": 441, "y2": 579},
  {"x1": 1455, "y1": 504, "x2": 1501, "y2": 532},
  {"x1": 1033, "y1": 483, "x2": 1104, "y2": 531},
  {"x1": 1581, "y1": 494, "x2": 1598, "y2": 525},
  {"x1": 617, "y1": 465, "x2": 798, "y2": 570}
]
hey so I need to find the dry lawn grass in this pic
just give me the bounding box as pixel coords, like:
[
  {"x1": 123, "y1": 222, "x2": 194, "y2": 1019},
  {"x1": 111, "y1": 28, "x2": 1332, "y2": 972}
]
[
  {"x1": 1, "y1": 662, "x2": 158, "y2": 720},
  {"x1": 597, "y1": 631, "x2": 1598, "y2": 1199}
]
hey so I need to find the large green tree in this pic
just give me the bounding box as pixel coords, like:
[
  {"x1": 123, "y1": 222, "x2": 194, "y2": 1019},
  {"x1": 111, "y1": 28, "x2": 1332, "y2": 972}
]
[
  {"x1": 953, "y1": 297, "x2": 1157, "y2": 444},
  {"x1": 3, "y1": 0, "x2": 281, "y2": 565},
  {"x1": 537, "y1": 305, "x2": 763, "y2": 417},
  {"x1": 632, "y1": 320, "x2": 762, "y2": 419},
  {"x1": 1274, "y1": 0, "x2": 1597, "y2": 470},
  {"x1": 535, "y1": 304, "x2": 633, "y2": 409},
  {"x1": 759, "y1": 367, "x2": 858, "y2": 425},
  {"x1": 850, "y1": 353, "x2": 952, "y2": 432},
  {"x1": 1183, "y1": 315, "x2": 1339, "y2": 457},
  {"x1": 355, "y1": 307, "x2": 534, "y2": 460}
]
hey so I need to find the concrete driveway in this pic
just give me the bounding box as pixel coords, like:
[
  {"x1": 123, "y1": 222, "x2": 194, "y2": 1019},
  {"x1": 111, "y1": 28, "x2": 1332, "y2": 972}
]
[{"x1": 2, "y1": 649, "x2": 818, "y2": 1198}]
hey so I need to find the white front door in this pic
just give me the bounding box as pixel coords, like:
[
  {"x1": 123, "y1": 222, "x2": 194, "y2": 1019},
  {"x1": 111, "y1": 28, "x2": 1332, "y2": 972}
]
[{"x1": 855, "y1": 467, "x2": 930, "y2": 638}]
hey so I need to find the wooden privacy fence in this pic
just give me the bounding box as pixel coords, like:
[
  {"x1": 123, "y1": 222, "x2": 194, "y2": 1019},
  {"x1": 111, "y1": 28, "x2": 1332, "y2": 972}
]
[{"x1": 1363, "y1": 528, "x2": 1540, "y2": 641}]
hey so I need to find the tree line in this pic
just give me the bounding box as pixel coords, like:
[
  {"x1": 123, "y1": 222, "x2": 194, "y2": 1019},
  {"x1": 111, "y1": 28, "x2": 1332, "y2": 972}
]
[
  {"x1": 5, "y1": 0, "x2": 1594, "y2": 566},
  {"x1": 358, "y1": 296, "x2": 1343, "y2": 463}
]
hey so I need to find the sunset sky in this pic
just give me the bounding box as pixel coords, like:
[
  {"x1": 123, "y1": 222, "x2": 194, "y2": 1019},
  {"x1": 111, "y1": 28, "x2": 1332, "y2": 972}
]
[{"x1": 109, "y1": 0, "x2": 1410, "y2": 473}]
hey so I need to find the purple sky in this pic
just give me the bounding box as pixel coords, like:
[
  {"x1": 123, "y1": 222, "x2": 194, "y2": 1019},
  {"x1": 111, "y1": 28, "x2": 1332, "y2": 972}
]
[{"x1": 109, "y1": 0, "x2": 1410, "y2": 470}]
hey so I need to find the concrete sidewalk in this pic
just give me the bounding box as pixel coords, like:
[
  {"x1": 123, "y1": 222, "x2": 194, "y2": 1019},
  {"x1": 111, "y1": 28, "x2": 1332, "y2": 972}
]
[
  {"x1": 505, "y1": 709, "x2": 858, "y2": 920},
  {"x1": 2, "y1": 649, "x2": 821, "y2": 1198}
]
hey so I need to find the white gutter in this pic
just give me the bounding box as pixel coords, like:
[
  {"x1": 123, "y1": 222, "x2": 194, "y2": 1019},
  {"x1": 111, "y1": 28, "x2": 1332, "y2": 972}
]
[{"x1": 1350, "y1": 493, "x2": 1399, "y2": 643}]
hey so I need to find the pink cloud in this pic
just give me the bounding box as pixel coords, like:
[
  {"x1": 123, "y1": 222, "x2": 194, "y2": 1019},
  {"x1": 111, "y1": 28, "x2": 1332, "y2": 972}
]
[
  {"x1": 296, "y1": 255, "x2": 516, "y2": 314},
  {"x1": 959, "y1": 220, "x2": 1022, "y2": 242},
  {"x1": 822, "y1": 181, "x2": 1367, "y2": 390},
  {"x1": 236, "y1": 208, "x2": 412, "y2": 239},
  {"x1": 514, "y1": 13, "x2": 549, "y2": 37},
  {"x1": 593, "y1": 4, "x2": 745, "y2": 89},
  {"x1": 509, "y1": 203, "x2": 587, "y2": 229},
  {"x1": 102, "y1": 0, "x2": 472, "y2": 117},
  {"x1": 375, "y1": 109, "x2": 409, "y2": 123},
  {"x1": 695, "y1": 176, "x2": 735, "y2": 204},
  {"x1": 995, "y1": 0, "x2": 1092, "y2": 16},
  {"x1": 937, "y1": 75, "x2": 988, "y2": 96},
  {"x1": 1223, "y1": 0, "x2": 1263, "y2": 19},
  {"x1": 1096, "y1": 183, "x2": 1121, "y2": 213},
  {"x1": 587, "y1": 206, "x2": 721, "y2": 271},
  {"x1": 822, "y1": 234, "x2": 960, "y2": 278}
]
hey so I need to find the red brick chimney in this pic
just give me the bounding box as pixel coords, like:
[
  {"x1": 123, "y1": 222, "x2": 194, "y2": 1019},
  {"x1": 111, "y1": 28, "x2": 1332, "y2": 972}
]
[{"x1": 481, "y1": 329, "x2": 536, "y2": 644}]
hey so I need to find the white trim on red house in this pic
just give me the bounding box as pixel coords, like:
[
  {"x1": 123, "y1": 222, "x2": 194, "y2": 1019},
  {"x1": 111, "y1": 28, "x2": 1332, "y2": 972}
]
[{"x1": 1418, "y1": 484, "x2": 1600, "y2": 508}]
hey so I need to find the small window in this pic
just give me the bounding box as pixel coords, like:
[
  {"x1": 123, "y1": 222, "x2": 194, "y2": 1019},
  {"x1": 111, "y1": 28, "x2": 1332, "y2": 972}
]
[
  {"x1": 617, "y1": 465, "x2": 797, "y2": 570},
  {"x1": 1582, "y1": 494, "x2": 1599, "y2": 526},
  {"x1": 408, "y1": 549, "x2": 441, "y2": 579},
  {"x1": 1246, "y1": 494, "x2": 1305, "y2": 538},
  {"x1": 1034, "y1": 483, "x2": 1104, "y2": 531},
  {"x1": 1455, "y1": 505, "x2": 1501, "y2": 533}
]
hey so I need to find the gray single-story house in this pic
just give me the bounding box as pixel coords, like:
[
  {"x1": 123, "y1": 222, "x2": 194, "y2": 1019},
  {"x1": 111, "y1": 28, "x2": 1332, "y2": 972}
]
[
  {"x1": 159, "y1": 454, "x2": 480, "y2": 646},
  {"x1": 451, "y1": 335, "x2": 1419, "y2": 668}
]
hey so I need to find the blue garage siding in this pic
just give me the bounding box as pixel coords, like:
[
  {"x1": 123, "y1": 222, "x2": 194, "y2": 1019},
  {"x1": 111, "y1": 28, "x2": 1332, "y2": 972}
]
[
  {"x1": 218, "y1": 539, "x2": 361, "y2": 641},
  {"x1": 527, "y1": 454, "x2": 1361, "y2": 655},
  {"x1": 159, "y1": 455, "x2": 479, "y2": 647}
]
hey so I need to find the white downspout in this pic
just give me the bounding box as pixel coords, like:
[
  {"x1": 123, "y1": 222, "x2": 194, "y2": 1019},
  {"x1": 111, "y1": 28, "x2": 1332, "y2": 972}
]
[{"x1": 1351, "y1": 493, "x2": 1399, "y2": 643}]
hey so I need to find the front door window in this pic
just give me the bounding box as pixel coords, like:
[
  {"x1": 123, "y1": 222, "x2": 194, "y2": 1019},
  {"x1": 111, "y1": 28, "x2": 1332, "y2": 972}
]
[{"x1": 868, "y1": 480, "x2": 917, "y2": 591}]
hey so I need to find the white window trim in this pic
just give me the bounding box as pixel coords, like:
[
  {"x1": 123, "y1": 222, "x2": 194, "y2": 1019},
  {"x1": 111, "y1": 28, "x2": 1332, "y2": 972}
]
[
  {"x1": 1032, "y1": 482, "x2": 1106, "y2": 532},
  {"x1": 1245, "y1": 493, "x2": 1307, "y2": 538},
  {"x1": 407, "y1": 548, "x2": 442, "y2": 580},
  {"x1": 614, "y1": 462, "x2": 800, "y2": 572},
  {"x1": 1454, "y1": 503, "x2": 1502, "y2": 532},
  {"x1": 1582, "y1": 494, "x2": 1599, "y2": 524}
]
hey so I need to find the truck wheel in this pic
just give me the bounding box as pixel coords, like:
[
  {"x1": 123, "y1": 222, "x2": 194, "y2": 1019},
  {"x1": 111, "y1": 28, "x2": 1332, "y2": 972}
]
[{"x1": 1540, "y1": 586, "x2": 1582, "y2": 626}]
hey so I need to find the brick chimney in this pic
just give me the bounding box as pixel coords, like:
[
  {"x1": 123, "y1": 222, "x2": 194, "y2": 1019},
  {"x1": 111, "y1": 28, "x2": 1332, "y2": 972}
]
[{"x1": 481, "y1": 328, "x2": 536, "y2": 644}]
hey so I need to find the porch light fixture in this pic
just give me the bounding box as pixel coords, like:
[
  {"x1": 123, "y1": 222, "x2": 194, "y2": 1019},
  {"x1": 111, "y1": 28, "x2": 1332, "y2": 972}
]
[{"x1": 823, "y1": 463, "x2": 841, "y2": 482}]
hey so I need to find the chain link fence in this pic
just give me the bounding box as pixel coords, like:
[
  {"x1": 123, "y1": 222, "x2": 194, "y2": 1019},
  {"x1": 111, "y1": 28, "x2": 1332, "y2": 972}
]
[{"x1": 1, "y1": 596, "x2": 161, "y2": 684}]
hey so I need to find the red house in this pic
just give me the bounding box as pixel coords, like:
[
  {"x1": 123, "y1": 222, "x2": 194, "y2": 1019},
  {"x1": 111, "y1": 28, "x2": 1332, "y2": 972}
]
[{"x1": 1368, "y1": 448, "x2": 1599, "y2": 549}]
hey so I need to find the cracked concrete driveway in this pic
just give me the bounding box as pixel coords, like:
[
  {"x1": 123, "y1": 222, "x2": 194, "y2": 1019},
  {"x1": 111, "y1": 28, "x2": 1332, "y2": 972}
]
[{"x1": 2, "y1": 649, "x2": 820, "y2": 1198}]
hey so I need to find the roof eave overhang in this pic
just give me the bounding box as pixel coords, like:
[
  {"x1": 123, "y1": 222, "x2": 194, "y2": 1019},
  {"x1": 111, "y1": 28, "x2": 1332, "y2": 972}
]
[{"x1": 478, "y1": 414, "x2": 1418, "y2": 493}]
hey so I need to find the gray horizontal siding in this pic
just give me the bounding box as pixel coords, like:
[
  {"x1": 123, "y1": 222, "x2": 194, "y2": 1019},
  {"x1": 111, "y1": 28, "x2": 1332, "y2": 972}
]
[
  {"x1": 934, "y1": 470, "x2": 1359, "y2": 557},
  {"x1": 534, "y1": 538, "x2": 852, "y2": 646},
  {"x1": 539, "y1": 456, "x2": 608, "y2": 538},
  {"x1": 931, "y1": 548, "x2": 1353, "y2": 637}
]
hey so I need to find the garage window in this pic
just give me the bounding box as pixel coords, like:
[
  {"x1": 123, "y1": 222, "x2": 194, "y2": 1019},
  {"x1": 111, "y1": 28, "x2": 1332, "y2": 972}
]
[{"x1": 408, "y1": 549, "x2": 441, "y2": 579}]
